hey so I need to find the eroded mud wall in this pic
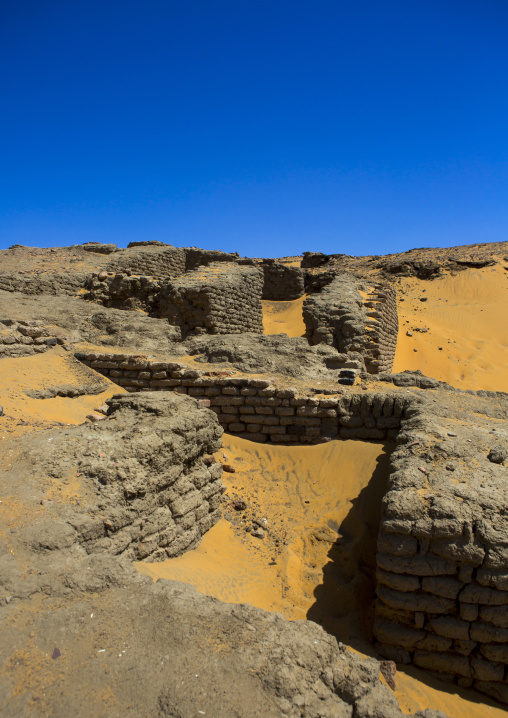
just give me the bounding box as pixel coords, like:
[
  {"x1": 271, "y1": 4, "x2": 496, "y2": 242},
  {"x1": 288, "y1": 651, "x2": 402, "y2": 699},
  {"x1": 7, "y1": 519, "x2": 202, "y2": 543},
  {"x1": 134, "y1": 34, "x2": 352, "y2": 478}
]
[
  {"x1": 157, "y1": 263, "x2": 264, "y2": 336},
  {"x1": 302, "y1": 275, "x2": 398, "y2": 374},
  {"x1": 261, "y1": 260, "x2": 305, "y2": 301}
]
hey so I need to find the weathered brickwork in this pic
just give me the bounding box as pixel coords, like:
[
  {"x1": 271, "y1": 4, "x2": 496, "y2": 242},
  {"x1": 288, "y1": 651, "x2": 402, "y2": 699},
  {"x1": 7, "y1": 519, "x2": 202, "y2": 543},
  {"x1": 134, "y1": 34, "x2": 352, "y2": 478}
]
[
  {"x1": 106, "y1": 246, "x2": 187, "y2": 279},
  {"x1": 363, "y1": 285, "x2": 398, "y2": 374},
  {"x1": 261, "y1": 259, "x2": 305, "y2": 301},
  {"x1": 157, "y1": 263, "x2": 264, "y2": 337},
  {"x1": 0, "y1": 272, "x2": 88, "y2": 296},
  {"x1": 76, "y1": 348, "x2": 508, "y2": 703},
  {"x1": 302, "y1": 274, "x2": 398, "y2": 374},
  {"x1": 0, "y1": 319, "x2": 63, "y2": 357},
  {"x1": 75, "y1": 351, "x2": 404, "y2": 443},
  {"x1": 67, "y1": 391, "x2": 224, "y2": 562},
  {"x1": 83, "y1": 273, "x2": 162, "y2": 311},
  {"x1": 373, "y1": 396, "x2": 508, "y2": 704}
]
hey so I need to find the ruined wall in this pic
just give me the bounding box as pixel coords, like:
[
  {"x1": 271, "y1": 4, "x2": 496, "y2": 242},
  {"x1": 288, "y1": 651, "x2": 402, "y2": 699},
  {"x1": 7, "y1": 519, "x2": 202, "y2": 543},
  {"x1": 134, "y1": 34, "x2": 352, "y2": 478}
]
[
  {"x1": 157, "y1": 263, "x2": 264, "y2": 336},
  {"x1": 83, "y1": 273, "x2": 161, "y2": 311},
  {"x1": 261, "y1": 260, "x2": 305, "y2": 301},
  {"x1": 74, "y1": 349, "x2": 508, "y2": 704},
  {"x1": 0, "y1": 319, "x2": 64, "y2": 357},
  {"x1": 184, "y1": 248, "x2": 239, "y2": 271},
  {"x1": 374, "y1": 398, "x2": 508, "y2": 705},
  {"x1": 75, "y1": 351, "x2": 405, "y2": 443},
  {"x1": 363, "y1": 285, "x2": 398, "y2": 374},
  {"x1": 63, "y1": 392, "x2": 224, "y2": 562},
  {"x1": 302, "y1": 275, "x2": 398, "y2": 374},
  {"x1": 0, "y1": 272, "x2": 88, "y2": 296},
  {"x1": 106, "y1": 246, "x2": 187, "y2": 279}
]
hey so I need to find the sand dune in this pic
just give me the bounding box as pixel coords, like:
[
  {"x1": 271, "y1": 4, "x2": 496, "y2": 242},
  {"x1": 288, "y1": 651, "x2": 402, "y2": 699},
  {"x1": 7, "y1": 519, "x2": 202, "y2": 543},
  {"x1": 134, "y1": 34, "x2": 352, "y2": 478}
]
[
  {"x1": 393, "y1": 262, "x2": 508, "y2": 391},
  {"x1": 262, "y1": 295, "x2": 306, "y2": 337}
]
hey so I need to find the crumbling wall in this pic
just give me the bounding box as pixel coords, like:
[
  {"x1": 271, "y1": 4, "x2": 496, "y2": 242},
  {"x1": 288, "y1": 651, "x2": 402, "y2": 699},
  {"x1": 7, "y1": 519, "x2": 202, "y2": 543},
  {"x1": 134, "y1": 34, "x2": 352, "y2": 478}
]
[
  {"x1": 261, "y1": 260, "x2": 305, "y2": 300},
  {"x1": 302, "y1": 275, "x2": 398, "y2": 374},
  {"x1": 106, "y1": 246, "x2": 187, "y2": 279},
  {"x1": 83, "y1": 273, "x2": 161, "y2": 311},
  {"x1": 157, "y1": 263, "x2": 264, "y2": 336},
  {"x1": 75, "y1": 351, "x2": 405, "y2": 443},
  {"x1": 0, "y1": 319, "x2": 64, "y2": 357},
  {"x1": 363, "y1": 284, "x2": 398, "y2": 373},
  {"x1": 57, "y1": 392, "x2": 224, "y2": 562},
  {"x1": 374, "y1": 397, "x2": 508, "y2": 704},
  {"x1": 184, "y1": 248, "x2": 239, "y2": 271},
  {"x1": 0, "y1": 272, "x2": 88, "y2": 296}
]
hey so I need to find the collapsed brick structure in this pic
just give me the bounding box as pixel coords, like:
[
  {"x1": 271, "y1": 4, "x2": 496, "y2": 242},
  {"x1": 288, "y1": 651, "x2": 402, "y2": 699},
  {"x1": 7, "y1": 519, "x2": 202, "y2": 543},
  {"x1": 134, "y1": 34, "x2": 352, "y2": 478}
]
[
  {"x1": 157, "y1": 262, "x2": 264, "y2": 337},
  {"x1": 303, "y1": 274, "x2": 398, "y2": 373},
  {"x1": 75, "y1": 347, "x2": 508, "y2": 704},
  {"x1": 0, "y1": 319, "x2": 64, "y2": 357}
]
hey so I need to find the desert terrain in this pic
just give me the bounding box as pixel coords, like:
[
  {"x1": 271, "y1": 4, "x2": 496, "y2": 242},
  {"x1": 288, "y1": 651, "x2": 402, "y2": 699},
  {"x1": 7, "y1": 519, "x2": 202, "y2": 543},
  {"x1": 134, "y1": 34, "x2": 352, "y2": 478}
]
[{"x1": 0, "y1": 240, "x2": 507, "y2": 717}]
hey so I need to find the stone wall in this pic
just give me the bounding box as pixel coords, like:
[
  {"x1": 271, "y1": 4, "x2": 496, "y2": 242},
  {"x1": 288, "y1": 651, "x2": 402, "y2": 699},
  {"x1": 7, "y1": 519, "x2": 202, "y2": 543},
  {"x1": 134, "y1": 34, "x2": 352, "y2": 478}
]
[
  {"x1": 302, "y1": 274, "x2": 398, "y2": 374},
  {"x1": 184, "y1": 248, "x2": 239, "y2": 271},
  {"x1": 157, "y1": 263, "x2": 264, "y2": 337},
  {"x1": 363, "y1": 284, "x2": 398, "y2": 374},
  {"x1": 74, "y1": 349, "x2": 508, "y2": 703},
  {"x1": 0, "y1": 319, "x2": 64, "y2": 357},
  {"x1": 63, "y1": 392, "x2": 224, "y2": 562},
  {"x1": 261, "y1": 259, "x2": 305, "y2": 300},
  {"x1": 0, "y1": 272, "x2": 88, "y2": 296},
  {"x1": 83, "y1": 273, "x2": 162, "y2": 311},
  {"x1": 106, "y1": 246, "x2": 187, "y2": 279},
  {"x1": 374, "y1": 396, "x2": 508, "y2": 704},
  {"x1": 74, "y1": 351, "x2": 405, "y2": 443}
]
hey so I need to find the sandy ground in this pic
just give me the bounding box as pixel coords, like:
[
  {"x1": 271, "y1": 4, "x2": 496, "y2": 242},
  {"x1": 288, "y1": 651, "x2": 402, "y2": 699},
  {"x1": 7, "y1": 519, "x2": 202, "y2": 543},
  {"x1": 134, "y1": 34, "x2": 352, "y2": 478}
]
[
  {"x1": 0, "y1": 348, "x2": 122, "y2": 426},
  {"x1": 262, "y1": 296, "x2": 306, "y2": 337},
  {"x1": 393, "y1": 261, "x2": 508, "y2": 392},
  {"x1": 136, "y1": 435, "x2": 506, "y2": 717}
]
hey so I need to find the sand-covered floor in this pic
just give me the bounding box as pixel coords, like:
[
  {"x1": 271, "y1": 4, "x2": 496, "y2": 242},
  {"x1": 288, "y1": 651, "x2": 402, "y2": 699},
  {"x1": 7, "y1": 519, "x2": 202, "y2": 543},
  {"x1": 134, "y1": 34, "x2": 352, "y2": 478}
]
[
  {"x1": 136, "y1": 435, "x2": 506, "y2": 717},
  {"x1": 262, "y1": 295, "x2": 306, "y2": 336},
  {"x1": 0, "y1": 348, "x2": 122, "y2": 426},
  {"x1": 393, "y1": 262, "x2": 508, "y2": 392}
]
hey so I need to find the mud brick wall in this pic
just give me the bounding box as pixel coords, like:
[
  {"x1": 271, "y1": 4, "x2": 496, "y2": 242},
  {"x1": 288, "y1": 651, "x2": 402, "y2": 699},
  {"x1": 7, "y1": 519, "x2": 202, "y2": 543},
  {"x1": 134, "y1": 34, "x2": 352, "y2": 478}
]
[
  {"x1": 0, "y1": 319, "x2": 63, "y2": 357},
  {"x1": 302, "y1": 274, "x2": 398, "y2": 374},
  {"x1": 83, "y1": 273, "x2": 162, "y2": 311},
  {"x1": 184, "y1": 248, "x2": 239, "y2": 271},
  {"x1": 363, "y1": 284, "x2": 398, "y2": 374},
  {"x1": 261, "y1": 260, "x2": 305, "y2": 301},
  {"x1": 0, "y1": 272, "x2": 88, "y2": 296},
  {"x1": 63, "y1": 392, "x2": 224, "y2": 563},
  {"x1": 157, "y1": 263, "x2": 264, "y2": 336},
  {"x1": 106, "y1": 246, "x2": 187, "y2": 279},
  {"x1": 374, "y1": 401, "x2": 508, "y2": 705},
  {"x1": 75, "y1": 351, "x2": 405, "y2": 442}
]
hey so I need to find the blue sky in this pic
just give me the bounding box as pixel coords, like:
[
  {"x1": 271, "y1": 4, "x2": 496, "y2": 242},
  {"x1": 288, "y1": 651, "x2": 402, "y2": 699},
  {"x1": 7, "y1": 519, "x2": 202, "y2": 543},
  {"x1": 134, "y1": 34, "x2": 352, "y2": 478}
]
[{"x1": 1, "y1": 1, "x2": 507, "y2": 257}]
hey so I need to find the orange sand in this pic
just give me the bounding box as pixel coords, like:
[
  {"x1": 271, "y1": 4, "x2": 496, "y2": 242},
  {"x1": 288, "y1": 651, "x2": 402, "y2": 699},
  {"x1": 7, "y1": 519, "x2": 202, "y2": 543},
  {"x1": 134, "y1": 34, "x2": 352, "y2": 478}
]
[
  {"x1": 0, "y1": 347, "x2": 123, "y2": 425},
  {"x1": 393, "y1": 261, "x2": 508, "y2": 392},
  {"x1": 136, "y1": 435, "x2": 507, "y2": 717},
  {"x1": 262, "y1": 295, "x2": 306, "y2": 337}
]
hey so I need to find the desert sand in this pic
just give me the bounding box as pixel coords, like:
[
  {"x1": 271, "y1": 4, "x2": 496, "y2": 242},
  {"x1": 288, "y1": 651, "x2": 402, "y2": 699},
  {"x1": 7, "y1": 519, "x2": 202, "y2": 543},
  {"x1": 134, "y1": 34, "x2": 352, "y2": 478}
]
[
  {"x1": 393, "y1": 262, "x2": 508, "y2": 392},
  {"x1": 262, "y1": 295, "x2": 307, "y2": 337}
]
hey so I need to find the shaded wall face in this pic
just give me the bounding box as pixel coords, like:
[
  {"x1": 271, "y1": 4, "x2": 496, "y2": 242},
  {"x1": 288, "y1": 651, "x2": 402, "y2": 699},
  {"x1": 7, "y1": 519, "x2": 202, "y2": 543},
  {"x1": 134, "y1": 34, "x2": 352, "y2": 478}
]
[{"x1": 261, "y1": 262, "x2": 305, "y2": 301}]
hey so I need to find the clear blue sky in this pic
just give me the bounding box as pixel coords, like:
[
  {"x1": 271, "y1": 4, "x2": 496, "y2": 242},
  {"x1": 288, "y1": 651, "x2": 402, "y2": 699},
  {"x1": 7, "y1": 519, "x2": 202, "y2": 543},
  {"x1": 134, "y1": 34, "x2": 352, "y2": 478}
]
[{"x1": 1, "y1": 1, "x2": 507, "y2": 257}]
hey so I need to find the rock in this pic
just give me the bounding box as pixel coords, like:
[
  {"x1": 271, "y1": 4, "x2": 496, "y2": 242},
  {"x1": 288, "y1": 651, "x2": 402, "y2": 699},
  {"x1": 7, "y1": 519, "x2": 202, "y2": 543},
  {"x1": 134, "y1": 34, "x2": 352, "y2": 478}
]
[
  {"x1": 98, "y1": 271, "x2": 108, "y2": 281},
  {"x1": 222, "y1": 464, "x2": 235, "y2": 473},
  {"x1": 251, "y1": 528, "x2": 265, "y2": 539},
  {"x1": 232, "y1": 500, "x2": 247, "y2": 511},
  {"x1": 0, "y1": 406, "x2": 3, "y2": 416},
  {"x1": 488, "y1": 448, "x2": 506, "y2": 464},
  {"x1": 420, "y1": 297, "x2": 428, "y2": 302},
  {"x1": 406, "y1": 331, "x2": 413, "y2": 337},
  {"x1": 379, "y1": 660, "x2": 397, "y2": 690},
  {"x1": 86, "y1": 413, "x2": 106, "y2": 422}
]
